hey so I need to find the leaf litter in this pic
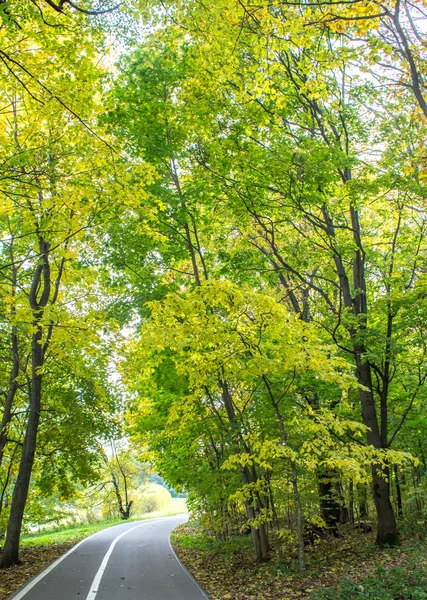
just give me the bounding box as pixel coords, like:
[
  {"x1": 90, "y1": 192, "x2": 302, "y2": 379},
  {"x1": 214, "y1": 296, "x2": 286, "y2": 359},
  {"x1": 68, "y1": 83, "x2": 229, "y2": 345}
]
[{"x1": 170, "y1": 522, "x2": 426, "y2": 600}]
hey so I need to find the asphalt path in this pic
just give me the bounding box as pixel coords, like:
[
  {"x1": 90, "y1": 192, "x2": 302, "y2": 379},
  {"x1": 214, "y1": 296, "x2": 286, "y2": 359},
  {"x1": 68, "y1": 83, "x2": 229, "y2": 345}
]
[{"x1": 9, "y1": 514, "x2": 210, "y2": 600}]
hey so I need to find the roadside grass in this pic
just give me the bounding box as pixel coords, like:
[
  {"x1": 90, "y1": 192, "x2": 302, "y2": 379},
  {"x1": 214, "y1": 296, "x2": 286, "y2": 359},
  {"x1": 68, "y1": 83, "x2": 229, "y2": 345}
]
[
  {"x1": 174, "y1": 527, "x2": 253, "y2": 555},
  {"x1": 171, "y1": 521, "x2": 427, "y2": 600},
  {"x1": 21, "y1": 497, "x2": 187, "y2": 547}
]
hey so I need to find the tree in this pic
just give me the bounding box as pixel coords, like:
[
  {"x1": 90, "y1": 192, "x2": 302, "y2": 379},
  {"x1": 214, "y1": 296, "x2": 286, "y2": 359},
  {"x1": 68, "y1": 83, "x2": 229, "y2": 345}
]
[
  {"x1": 0, "y1": 16, "x2": 150, "y2": 562},
  {"x1": 98, "y1": 441, "x2": 144, "y2": 520},
  {"x1": 123, "y1": 280, "x2": 391, "y2": 564},
  {"x1": 106, "y1": 5, "x2": 427, "y2": 546}
]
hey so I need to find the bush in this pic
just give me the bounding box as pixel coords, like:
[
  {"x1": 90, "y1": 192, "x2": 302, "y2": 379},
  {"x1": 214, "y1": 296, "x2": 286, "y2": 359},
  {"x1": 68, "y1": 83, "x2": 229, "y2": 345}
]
[{"x1": 133, "y1": 483, "x2": 172, "y2": 514}]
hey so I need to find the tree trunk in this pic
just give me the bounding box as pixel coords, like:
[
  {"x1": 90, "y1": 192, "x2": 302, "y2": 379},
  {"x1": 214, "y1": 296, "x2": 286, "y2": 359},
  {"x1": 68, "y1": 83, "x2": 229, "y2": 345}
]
[
  {"x1": 372, "y1": 465, "x2": 398, "y2": 546},
  {"x1": 1, "y1": 235, "x2": 53, "y2": 568},
  {"x1": 246, "y1": 504, "x2": 267, "y2": 562},
  {"x1": 241, "y1": 465, "x2": 269, "y2": 562},
  {"x1": 356, "y1": 357, "x2": 398, "y2": 545},
  {"x1": 394, "y1": 465, "x2": 403, "y2": 520},
  {"x1": 268, "y1": 480, "x2": 281, "y2": 531},
  {"x1": 120, "y1": 501, "x2": 133, "y2": 520},
  {"x1": 349, "y1": 480, "x2": 355, "y2": 525},
  {"x1": 110, "y1": 473, "x2": 132, "y2": 520},
  {"x1": 263, "y1": 377, "x2": 304, "y2": 569},
  {"x1": 318, "y1": 473, "x2": 340, "y2": 533},
  {"x1": 0, "y1": 329, "x2": 19, "y2": 468},
  {"x1": 334, "y1": 482, "x2": 349, "y2": 525},
  {"x1": 359, "y1": 484, "x2": 368, "y2": 520},
  {"x1": 0, "y1": 441, "x2": 20, "y2": 519},
  {"x1": 0, "y1": 328, "x2": 43, "y2": 568},
  {"x1": 219, "y1": 380, "x2": 269, "y2": 561},
  {"x1": 330, "y1": 202, "x2": 399, "y2": 545},
  {"x1": 291, "y1": 460, "x2": 305, "y2": 572}
]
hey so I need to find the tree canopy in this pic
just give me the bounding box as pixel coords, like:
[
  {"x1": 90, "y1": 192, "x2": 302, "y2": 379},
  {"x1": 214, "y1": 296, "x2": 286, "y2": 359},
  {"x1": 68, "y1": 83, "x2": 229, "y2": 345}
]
[{"x1": 0, "y1": 0, "x2": 426, "y2": 571}]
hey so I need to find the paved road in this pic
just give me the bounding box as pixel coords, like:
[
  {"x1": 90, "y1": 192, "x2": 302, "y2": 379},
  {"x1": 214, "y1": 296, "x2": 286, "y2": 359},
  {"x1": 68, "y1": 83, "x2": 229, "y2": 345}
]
[{"x1": 9, "y1": 515, "x2": 209, "y2": 600}]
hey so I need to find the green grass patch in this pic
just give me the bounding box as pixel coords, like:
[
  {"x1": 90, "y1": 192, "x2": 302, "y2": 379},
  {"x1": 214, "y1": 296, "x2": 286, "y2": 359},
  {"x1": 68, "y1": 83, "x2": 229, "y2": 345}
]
[
  {"x1": 171, "y1": 520, "x2": 253, "y2": 555},
  {"x1": 21, "y1": 498, "x2": 188, "y2": 548},
  {"x1": 21, "y1": 519, "x2": 125, "y2": 547},
  {"x1": 311, "y1": 542, "x2": 427, "y2": 600}
]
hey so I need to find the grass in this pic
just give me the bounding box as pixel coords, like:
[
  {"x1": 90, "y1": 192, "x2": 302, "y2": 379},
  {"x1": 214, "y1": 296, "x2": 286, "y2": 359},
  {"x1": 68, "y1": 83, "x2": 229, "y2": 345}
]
[
  {"x1": 21, "y1": 497, "x2": 188, "y2": 547},
  {"x1": 311, "y1": 540, "x2": 427, "y2": 600},
  {"x1": 173, "y1": 527, "x2": 253, "y2": 555}
]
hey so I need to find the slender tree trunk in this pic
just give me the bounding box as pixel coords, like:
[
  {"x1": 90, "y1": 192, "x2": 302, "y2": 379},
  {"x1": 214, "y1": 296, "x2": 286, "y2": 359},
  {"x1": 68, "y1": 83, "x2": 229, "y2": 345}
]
[
  {"x1": 245, "y1": 500, "x2": 264, "y2": 561},
  {"x1": 244, "y1": 496, "x2": 268, "y2": 559},
  {"x1": 411, "y1": 467, "x2": 422, "y2": 516},
  {"x1": 268, "y1": 480, "x2": 280, "y2": 531},
  {"x1": 263, "y1": 376, "x2": 305, "y2": 569},
  {"x1": 349, "y1": 480, "x2": 355, "y2": 525},
  {"x1": 0, "y1": 254, "x2": 19, "y2": 468},
  {"x1": 120, "y1": 502, "x2": 133, "y2": 520},
  {"x1": 255, "y1": 493, "x2": 269, "y2": 559},
  {"x1": 240, "y1": 464, "x2": 269, "y2": 561},
  {"x1": 169, "y1": 153, "x2": 202, "y2": 286},
  {"x1": 350, "y1": 200, "x2": 398, "y2": 544},
  {"x1": 394, "y1": 466, "x2": 403, "y2": 520},
  {"x1": 0, "y1": 331, "x2": 19, "y2": 467},
  {"x1": 359, "y1": 484, "x2": 368, "y2": 520},
  {"x1": 418, "y1": 440, "x2": 427, "y2": 472},
  {"x1": 327, "y1": 202, "x2": 399, "y2": 545},
  {"x1": 111, "y1": 473, "x2": 127, "y2": 519},
  {"x1": 0, "y1": 327, "x2": 43, "y2": 568},
  {"x1": 0, "y1": 442, "x2": 20, "y2": 518},
  {"x1": 220, "y1": 380, "x2": 269, "y2": 561},
  {"x1": 291, "y1": 460, "x2": 305, "y2": 572}
]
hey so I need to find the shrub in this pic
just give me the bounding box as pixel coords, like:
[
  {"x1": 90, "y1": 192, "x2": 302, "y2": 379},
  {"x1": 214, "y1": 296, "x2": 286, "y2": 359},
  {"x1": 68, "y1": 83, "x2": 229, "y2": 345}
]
[{"x1": 133, "y1": 483, "x2": 172, "y2": 514}]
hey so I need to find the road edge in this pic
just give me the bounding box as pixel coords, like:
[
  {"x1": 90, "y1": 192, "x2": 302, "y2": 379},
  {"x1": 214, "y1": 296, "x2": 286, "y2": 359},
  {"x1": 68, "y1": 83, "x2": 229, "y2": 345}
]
[{"x1": 168, "y1": 524, "x2": 213, "y2": 600}]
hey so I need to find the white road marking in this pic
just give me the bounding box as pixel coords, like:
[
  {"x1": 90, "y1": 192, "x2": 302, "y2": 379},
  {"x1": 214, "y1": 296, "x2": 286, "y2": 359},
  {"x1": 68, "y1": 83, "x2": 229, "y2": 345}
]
[
  {"x1": 85, "y1": 519, "x2": 165, "y2": 600},
  {"x1": 10, "y1": 517, "x2": 166, "y2": 600},
  {"x1": 11, "y1": 529, "x2": 103, "y2": 600}
]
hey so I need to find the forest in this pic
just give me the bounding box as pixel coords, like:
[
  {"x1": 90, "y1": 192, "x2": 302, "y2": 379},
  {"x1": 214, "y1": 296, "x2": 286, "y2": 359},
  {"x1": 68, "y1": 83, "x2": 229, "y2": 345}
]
[{"x1": 0, "y1": 0, "x2": 426, "y2": 598}]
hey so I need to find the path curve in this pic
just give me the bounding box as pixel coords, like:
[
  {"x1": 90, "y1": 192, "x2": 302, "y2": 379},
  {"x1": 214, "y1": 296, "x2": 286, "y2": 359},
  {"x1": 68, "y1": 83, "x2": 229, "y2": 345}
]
[{"x1": 9, "y1": 515, "x2": 209, "y2": 600}]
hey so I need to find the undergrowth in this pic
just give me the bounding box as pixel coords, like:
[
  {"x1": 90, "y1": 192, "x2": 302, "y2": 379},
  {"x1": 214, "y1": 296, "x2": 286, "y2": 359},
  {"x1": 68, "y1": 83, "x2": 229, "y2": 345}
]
[
  {"x1": 312, "y1": 561, "x2": 427, "y2": 600},
  {"x1": 172, "y1": 521, "x2": 427, "y2": 600}
]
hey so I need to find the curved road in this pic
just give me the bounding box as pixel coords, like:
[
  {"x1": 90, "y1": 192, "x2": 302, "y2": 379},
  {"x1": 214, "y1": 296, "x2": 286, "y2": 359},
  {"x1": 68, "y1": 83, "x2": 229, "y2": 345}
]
[{"x1": 9, "y1": 515, "x2": 209, "y2": 600}]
